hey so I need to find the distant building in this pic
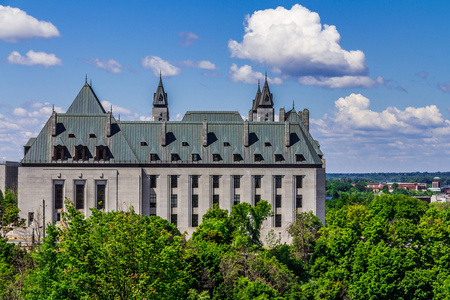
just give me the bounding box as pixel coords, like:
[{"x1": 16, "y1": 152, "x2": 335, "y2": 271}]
[
  {"x1": 0, "y1": 161, "x2": 19, "y2": 194},
  {"x1": 18, "y1": 76, "x2": 325, "y2": 243},
  {"x1": 367, "y1": 182, "x2": 427, "y2": 192}
]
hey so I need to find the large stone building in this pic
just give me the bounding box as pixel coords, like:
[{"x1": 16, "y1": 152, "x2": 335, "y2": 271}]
[{"x1": 18, "y1": 76, "x2": 325, "y2": 242}]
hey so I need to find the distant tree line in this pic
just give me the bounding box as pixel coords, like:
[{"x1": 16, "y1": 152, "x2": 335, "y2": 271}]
[{"x1": 327, "y1": 171, "x2": 450, "y2": 186}]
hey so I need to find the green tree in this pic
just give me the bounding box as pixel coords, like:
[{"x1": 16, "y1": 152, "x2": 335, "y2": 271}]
[
  {"x1": 288, "y1": 211, "x2": 322, "y2": 263},
  {"x1": 24, "y1": 200, "x2": 192, "y2": 299}
]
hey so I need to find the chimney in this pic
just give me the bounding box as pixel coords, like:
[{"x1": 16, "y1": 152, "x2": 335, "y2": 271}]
[
  {"x1": 244, "y1": 120, "x2": 249, "y2": 147},
  {"x1": 105, "y1": 112, "x2": 112, "y2": 137},
  {"x1": 279, "y1": 108, "x2": 285, "y2": 122},
  {"x1": 285, "y1": 121, "x2": 290, "y2": 147},
  {"x1": 302, "y1": 109, "x2": 309, "y2": 131},
  {"x1": 161, "y1": 121, "x2": 166, "y2": 146},
  {"x1": 51, "y1": 111, "x2": 57, "y2": 136},
  {"x1": 202, "y1": 120, "x2": 208, "y2": 147}
]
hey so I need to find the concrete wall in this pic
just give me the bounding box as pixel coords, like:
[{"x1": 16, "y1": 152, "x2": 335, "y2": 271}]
[
  {"x1": 0, "y1": 161, "x2": 19, "y2": 194},
  {"x1": 19, "y1": 165, "x2": 325, "y2": 244}
]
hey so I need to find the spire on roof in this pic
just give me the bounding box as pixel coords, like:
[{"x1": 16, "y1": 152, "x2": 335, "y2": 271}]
[
  {"x1": 256, "y1": 72, "x2": 273, "y2": 108},
  {"x1": 85, "y1": 74, "x2": 87, "y2": 83},
  {"x1": 153, "y1": 75, "x2": 168, "y2": 108}
]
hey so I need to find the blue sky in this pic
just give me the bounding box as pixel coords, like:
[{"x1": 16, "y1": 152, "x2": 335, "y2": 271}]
[{"x1": 1, "y1": 0, "x2": 449, "y2": 173}]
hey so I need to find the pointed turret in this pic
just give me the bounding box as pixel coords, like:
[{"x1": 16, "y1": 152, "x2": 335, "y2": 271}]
[
  {"x1": 250, "y1": 73, "x2": 274, "y2": 122},
  {"x1": 152, "y1": 73, "x2": 169, "y2": 121}
]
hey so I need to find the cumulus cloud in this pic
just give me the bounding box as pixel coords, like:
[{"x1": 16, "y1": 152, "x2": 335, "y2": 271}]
[
  {"x1": 438, "y1": 82, "x2": 450, "y2": 93},
  {"x1": 229, "y1": 4, "x2": 367, "y2": 78},
  {"x1": 179, "y1": 31, "x2": 199, "y2": 47},
  {"x1": 141, "y1": 56, "x2": 181, "y2": 77},
  {"x1": 179, "y1": 60, "x2": 217, "y2": 70},
  {"x1": 298, "y1": 75, "x2": 387, "y2": 89},
  {"x1": 7, "y1": 50, "x2": 62, "y2": 67},
  {"x1": 0, "y1": 101, "x2": 65, "y2": 161},
  {"x1": 0, "y1": 5, "x2": 61, "y2": 42},
  {"x1": 310, "y1": 93, "x2": 450, "y2": 172},
  {"x1": 82, "y1": 58, "x2": 122, "y2": 74},
  {"x1": 229, "y1": 64, "x2": 283, "y2": 85}
]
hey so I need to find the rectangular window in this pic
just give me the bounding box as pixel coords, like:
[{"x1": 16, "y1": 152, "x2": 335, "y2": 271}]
[
  {"x1": 192, "y1": 175, "x2": 199, "y2": 188},
  {"x1": 234, "y1": 194, "x2": 240, "y2": 205},
  {"x1": 140, "y1": 141, "x2": 147, "y2": 146},
  {"x1": 171, "y1": 154, "x2": 179, "y2": 161},
  {"x1": 171, "y1": 194, "x2": 178, "y2": 208},
  {"x1": 276, "y1": 195, "x2": 282, "y2": 208},
  {"x1": 150, "y1": 175, "x2": 157, "y2": 188},
  {"x1": 275, "y1": 214, "x2": 282, "y2": 227},
  {"x1": 149, "y1": 194, "x2": 156, "y2": 215},
  {"x1": 275, "y1": 176, "x2": 282, "y2": 189},
  {"x1": 255, "y1": 194, "x2": 261, "y2": 205},
  {"x1": 296, "y1": 195, "x2": 303, "y2": 209},
  {"x1": 233, "y1": 154, "x2": 241, "y2": 162},
  {"x1": 233, "y1": 176, "x2": 241, "y2": 189},
  {"x1": 254, "y1": 176, "x2": 262, "y2": 189},
  {"x1": 213, "y1": 194, "x2": 219, "y2": 205},
  {"x1": 54, "y1": 182, "x2": 63, "y2": 210},
  {"x1": 275, "y1": 154, "x2": 283, "y2": 162},
  {"x1": 192, "y1": 214, "x2": 199, "y2": 227},
  {"x1": 213, "y1": 154, "x2": 221, "y2": 161},
  {"x1": 296, "y1": 176, "x2": 303, "y2": 189},
  {"x1": 182, "y1": 142, "x2": 189, "y2": 146},
  {"x1": 171, "y1": 175, "x2": 178, "y2": 188},
  {"x1": 192, "y1": 194, "x2": 199, "y2": 208},
  {"x1": 223, "y1": 142, "x2": 230, "y2": 147},
  {"x1": 213, "y1": 175, "x2": 219, "y2": 188},
  {"x1": 192, "y1": 154, "x2": 200, "y2": 161},
  {"x1": 75, "y1": 182, "x2": 85, "y2": 210},
  {"x1": 28, "y1": 212, "x2": 34, "y2": 226},
  {"x1": 254, "y1": 154, "x2": 263, "y2": 162},
  {"x1": 150, "y1": 153, "x2": 159, "y2": 161},
  {"x1": 96, "y1": 182, "x2": 106, "y2": 210},
  {"x1": 171, "y1": 214, "x2": 177, "y2": 226}
]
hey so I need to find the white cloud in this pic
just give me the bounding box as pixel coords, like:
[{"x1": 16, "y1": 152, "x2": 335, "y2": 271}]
[
  {"x1": 229, "y1": 4, "x2": 367, "y2": 78},
  {"x1": 7, "y1": 50, "x2": 62, "y2": 67},
  {"x1": 83, "y1": 58, "x2": 122, "y2": 74},
  {"x1": 141, "y1": 56, "x2": 181, "y2": 77},
  {"x1": 438, "y1": 82, "x2": 450, "y2": 93},
  {"x1": 229, "y1": 64, "x2": 283, "y2": 85},
  {"x1": 298, "y1": 75, "x2": 386, "y2": 89},
  {"x1": 0, "y1": 5, "x2": 61, "y2": 42},
  {"x1": 178, "y1": 31, "x2": 199, "y2": 47},
  {"x1": 310, "y1": 93, "x2": 450, "y2": 172},
  {"x1": 180, "y1": 60, "x2": 217, "y2": 70}
]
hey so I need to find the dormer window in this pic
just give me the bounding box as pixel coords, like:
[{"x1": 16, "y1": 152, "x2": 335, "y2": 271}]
[
  {"x1": 213, "y1": 154, "x2": 221, "y2": 161},
  {"x1": 223, "y1": 142, "x2": 230, "y2": 147},
  {"x1": 141, "y1": 142, "x2": 147, "y2": 146},
  {"x1": 265, "y1": 142, "x2": 271, "y2": 147},
  {"x1": 182, "y1": 142, "x2": 189, "y2": 146},
  {"x1": 275, "y1": 154, "x2": 283, "y2": 162},
  {"x1": 89, "y1": 133, "x2": 96, "y2": 138},
  {"x1": 233, "y1": 154, "x2": 242, "y2": 162},
  {"x1": 254, "y1": 154, "x2": 263, "y2": 162},
  {"x1": 295, "y1": 154, "x2": 305, "y2": 162},
  {"x1": 171, "y1": 154, "x2": 180, "y2": 162},
  {"x1": 53, "y1": 145, "x2": 67, "y2": 161},
  {"x1": 68, "y1": 133, "x2": 75, "y2": 138},
  {"x1": 150, "y1": 153, "x2": 159, "y2": 161},
  {"x1": 192, "y1": 154, "x2": 200, "y2": 161},
  {"x1": 74, "y1": 145, "x2": 88, "y2": 161},
  {"x1": 95, "y1": 146, "x2": 109, "y2": 161}
]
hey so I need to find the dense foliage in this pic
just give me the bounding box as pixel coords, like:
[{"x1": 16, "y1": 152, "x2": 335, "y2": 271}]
[{"x1": 1, "y1": 195, "x2": 450, "y2": 299}]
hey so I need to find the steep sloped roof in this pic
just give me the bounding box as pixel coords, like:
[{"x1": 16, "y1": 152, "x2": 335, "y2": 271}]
[{"x1": 66, "y1": 82, "x2": 106, "y2": 114}]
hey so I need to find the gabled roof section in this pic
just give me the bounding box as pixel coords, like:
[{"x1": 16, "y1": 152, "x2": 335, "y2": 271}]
[
  {"x1": 182, "y1": 111, "x2": 243, "y2": 122},
  {"x1": 153, "y1": 74, "x2": 168, "y2": 107},
  {"x1": 66, "y1": 82, "x2": 106, "y2": 114}
]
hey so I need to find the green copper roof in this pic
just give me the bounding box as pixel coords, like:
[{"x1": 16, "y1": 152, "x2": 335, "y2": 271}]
[
  {"x1": 66, "y1": 83, "x2": 106, "y2": 115},
  {"x1": 182, "y1": 111, "x2": 243, "y2": 122}
]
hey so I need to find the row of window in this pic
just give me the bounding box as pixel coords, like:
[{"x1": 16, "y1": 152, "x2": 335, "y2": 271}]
[
  {"x1": 150, "y1": 153, "x2": 306, "y2": 163},
  {"x1": 150, "y1": 175, "x2": 302, "y2": 189},
  {"x1": 53, "y1": 145, "x2": 109, "y2": 161}
]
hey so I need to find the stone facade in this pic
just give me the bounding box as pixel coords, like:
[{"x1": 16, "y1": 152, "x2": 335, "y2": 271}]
[{"x1": 18, "y1": 77, "x2": 325, "y2": 243}]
